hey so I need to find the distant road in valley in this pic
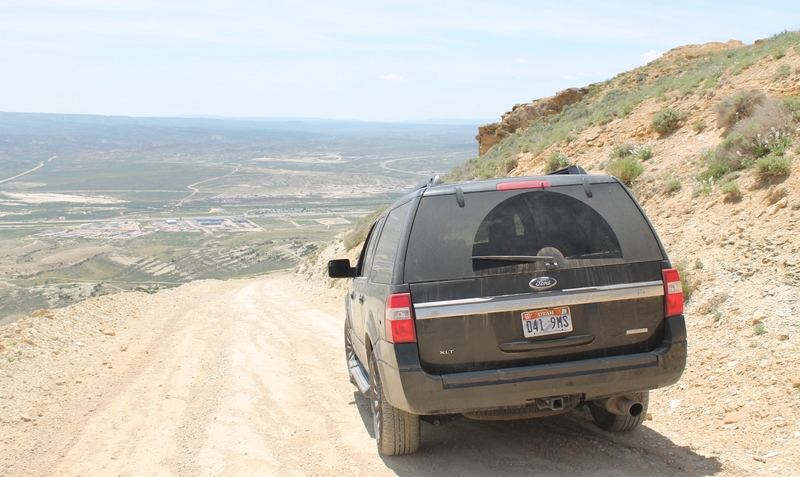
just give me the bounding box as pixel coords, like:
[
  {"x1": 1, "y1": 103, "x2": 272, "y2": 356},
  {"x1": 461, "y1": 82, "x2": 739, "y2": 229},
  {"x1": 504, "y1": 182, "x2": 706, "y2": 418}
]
[
  {"x1": 379, "y1": 152, "x2": 464, "y2": 177},
  {"x1": 174, "y1": 165, "x2": 240, "y2": 208},
  {"x1": 0, "y1": 156, "x2": 56, "y2": 185}
]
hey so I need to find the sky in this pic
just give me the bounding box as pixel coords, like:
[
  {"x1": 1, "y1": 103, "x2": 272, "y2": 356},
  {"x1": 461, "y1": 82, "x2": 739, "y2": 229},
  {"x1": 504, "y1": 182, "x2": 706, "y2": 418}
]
[{"x1": 1, "y1": 1, "x2": 799, "y2": 121}]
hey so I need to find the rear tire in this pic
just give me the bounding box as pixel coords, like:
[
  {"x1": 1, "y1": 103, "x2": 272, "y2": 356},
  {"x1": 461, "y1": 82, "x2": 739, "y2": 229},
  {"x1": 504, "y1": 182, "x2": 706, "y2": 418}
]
[
  {"x1": 368, "y1": 351, "x2": 420, "y2": 455},
  {"x1": 589, "y1": 391, "x2": 649, "y2": 432}
]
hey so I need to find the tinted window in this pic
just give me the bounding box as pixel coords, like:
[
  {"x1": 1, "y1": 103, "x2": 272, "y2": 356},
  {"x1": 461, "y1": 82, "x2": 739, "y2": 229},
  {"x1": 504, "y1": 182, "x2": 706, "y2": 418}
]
[
  {"x1": 371, "y1": 201, "x2": 412, "y2": 284},
  {"x1": 404, "y1": 182, "x2": 663, "y2": 282},
  {"x1": 472, "y1": 192, "x2": 621, "y2": 260},
  {"x1": 358, "y1": 217, "x2": 384, "y2": 278}
]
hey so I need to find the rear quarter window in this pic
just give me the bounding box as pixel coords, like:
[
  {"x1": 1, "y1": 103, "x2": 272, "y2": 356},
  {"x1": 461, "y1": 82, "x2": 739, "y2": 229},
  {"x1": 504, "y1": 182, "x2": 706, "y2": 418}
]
[
  {"x1": 404, "y1": 181, "x2": 663, "y2": 283},
  {"x1": 371, "y1": 201, "x2": 412, "y2": 284}
]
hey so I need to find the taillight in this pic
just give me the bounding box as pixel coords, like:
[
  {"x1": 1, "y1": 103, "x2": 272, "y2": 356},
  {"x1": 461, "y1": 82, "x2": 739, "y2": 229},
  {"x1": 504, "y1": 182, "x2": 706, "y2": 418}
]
[
  {"x1": 385, "y1": 293, "x2": 417, "y2": 343},
  {"x1": 496, "y1": 180, "x2": 550, "y2": 191},
  {"x1": 662, "y1": 268, "x2": 684, "y2": 316}
]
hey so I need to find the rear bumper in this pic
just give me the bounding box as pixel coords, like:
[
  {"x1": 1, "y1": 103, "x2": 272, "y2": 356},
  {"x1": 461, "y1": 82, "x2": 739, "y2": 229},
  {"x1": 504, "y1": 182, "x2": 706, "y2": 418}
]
[{"x1": 376, "y1": 315, "x2": 687, "y2": 415}]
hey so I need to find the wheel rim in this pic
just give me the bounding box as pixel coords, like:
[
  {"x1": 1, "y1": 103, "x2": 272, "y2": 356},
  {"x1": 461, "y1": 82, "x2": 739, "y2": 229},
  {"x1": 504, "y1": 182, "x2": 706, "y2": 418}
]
[
  {"x1": 345, "y1": 323, "x2": 355, "y2": 364},
  {"x1": 370, "y1": 357, "x2": 382, "y2": 443}
]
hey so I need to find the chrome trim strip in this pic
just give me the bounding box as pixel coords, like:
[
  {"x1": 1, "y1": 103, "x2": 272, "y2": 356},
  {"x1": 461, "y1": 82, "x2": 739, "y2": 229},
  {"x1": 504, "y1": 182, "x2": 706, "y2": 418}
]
[{"x1": 414, "y1": 280, "x2": 664, "y2": 320}]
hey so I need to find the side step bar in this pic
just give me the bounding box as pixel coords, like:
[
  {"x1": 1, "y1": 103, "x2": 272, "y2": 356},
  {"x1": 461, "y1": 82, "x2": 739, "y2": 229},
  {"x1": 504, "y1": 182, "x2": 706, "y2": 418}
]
[{"x1": 348, "y1": 355, "x2": 371, "y2": 396}]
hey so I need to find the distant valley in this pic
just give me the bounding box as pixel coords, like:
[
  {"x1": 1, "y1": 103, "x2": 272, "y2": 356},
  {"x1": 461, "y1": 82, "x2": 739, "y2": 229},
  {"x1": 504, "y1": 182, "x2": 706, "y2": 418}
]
[{"x1": 0, "y1": 113, "x2": 485, "y2": 322}]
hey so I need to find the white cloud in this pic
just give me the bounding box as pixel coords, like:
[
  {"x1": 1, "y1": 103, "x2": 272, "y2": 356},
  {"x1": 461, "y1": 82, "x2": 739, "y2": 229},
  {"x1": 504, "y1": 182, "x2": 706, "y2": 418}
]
[
  {"x1": 517, "y1": 58, "x2": 529, "y2": 64},
  {"x1": 641, "y1": 49, "x2": 662, "y2": 64},
  {"x1": 381, "y1": 73, "x2": 405, "y2": 81}
]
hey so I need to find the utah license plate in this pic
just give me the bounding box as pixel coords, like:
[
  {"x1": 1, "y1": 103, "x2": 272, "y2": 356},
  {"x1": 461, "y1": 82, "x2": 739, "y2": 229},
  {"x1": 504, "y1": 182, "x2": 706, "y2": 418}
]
[{"x1": 521, "y1": 307, "x2": 572, "y2": 338}]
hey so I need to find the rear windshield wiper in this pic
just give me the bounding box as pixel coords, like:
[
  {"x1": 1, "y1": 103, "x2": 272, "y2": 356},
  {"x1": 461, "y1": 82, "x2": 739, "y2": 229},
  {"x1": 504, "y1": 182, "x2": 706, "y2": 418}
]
[
  {"x1": 567, "y1": 250, "x2": 621, "y2": 259},
  {"x1": 472, "y1": 255, "x2": 556, "y2": 264}
]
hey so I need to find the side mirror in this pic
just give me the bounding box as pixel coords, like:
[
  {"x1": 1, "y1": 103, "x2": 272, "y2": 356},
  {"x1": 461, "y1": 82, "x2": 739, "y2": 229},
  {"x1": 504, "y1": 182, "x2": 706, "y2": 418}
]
[{"x1": 328, "y1": 259, "x2": 356, "y2": 278}]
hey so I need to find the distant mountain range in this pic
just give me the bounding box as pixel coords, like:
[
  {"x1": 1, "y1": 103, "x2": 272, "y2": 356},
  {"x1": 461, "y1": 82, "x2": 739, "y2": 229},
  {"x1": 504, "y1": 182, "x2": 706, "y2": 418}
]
[{"x1": 0, "y1": 112, "x2": 488, "y2": 161}]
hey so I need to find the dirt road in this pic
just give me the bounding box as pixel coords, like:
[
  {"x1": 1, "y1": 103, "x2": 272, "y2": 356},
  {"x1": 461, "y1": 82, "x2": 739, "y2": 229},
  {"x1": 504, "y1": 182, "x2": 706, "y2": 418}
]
[{"x1": 1, "y1": 274, "x2": 735, "y2": 476}]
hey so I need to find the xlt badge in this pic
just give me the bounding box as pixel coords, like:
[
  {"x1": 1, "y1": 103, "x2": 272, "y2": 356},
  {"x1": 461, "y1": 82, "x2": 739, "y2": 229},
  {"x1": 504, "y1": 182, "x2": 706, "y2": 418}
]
[{"x1": 529, "y1": 276, "x2": 557, "y2": 291}]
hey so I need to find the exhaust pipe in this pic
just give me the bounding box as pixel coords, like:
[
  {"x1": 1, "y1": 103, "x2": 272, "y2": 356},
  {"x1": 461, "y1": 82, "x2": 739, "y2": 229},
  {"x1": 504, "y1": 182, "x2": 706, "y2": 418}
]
[
  {"x1": 594, "y1": 395, "x2": 643, "y2": 416},
  {"x1": 616, "y1": 397, "x2": 644, "y2": 417}
]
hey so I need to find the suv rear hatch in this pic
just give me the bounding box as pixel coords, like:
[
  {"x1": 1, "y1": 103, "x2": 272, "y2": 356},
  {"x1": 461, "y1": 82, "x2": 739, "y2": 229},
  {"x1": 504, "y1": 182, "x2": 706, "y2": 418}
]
[{"x1": 404, "y1": 177, "x2": 669, "y2": 375}]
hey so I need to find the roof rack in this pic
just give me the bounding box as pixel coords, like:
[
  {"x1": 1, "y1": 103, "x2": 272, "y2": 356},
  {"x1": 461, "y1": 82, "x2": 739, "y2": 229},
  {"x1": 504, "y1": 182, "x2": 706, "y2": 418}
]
[
  {"x1": 412, "y1": 174, "x2": 442, "y2": 191},
  {"x1": 547, "y1": 165, "x2": 587, "y2": 175}
]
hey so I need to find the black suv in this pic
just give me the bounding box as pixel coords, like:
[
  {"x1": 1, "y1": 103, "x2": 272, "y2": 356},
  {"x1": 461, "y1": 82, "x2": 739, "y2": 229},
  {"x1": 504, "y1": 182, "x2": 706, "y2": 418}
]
[{"x1": 328, "y1": 167, "x2": 687, "y2": 455}]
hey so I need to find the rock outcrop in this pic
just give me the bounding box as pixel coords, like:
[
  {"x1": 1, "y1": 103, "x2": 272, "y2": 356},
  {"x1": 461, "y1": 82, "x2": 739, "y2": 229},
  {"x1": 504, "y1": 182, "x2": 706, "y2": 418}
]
[{"x1": 476, "y1": 87, "x2": 588, "y2": 155}]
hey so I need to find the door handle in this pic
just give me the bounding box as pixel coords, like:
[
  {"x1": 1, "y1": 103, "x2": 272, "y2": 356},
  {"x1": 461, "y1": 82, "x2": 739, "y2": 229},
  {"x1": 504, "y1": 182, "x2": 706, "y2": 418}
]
[{"x1": 358, "y1": 294, "x2": 365, "y2": 303}]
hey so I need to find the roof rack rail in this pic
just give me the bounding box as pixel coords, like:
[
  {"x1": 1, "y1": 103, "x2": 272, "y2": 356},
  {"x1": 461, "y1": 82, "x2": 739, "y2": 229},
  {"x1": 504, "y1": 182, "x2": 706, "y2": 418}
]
[
  {"x1": 412, "y1": 174, "x2": 442, "y2": 191},
  {"x1": 547, "y1": 165, "x2": 587, "y2": 175}
]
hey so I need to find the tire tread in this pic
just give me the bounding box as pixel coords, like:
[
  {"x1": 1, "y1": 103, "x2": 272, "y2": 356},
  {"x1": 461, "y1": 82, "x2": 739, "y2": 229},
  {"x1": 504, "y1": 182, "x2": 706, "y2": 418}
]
[
  {"x1": 370, "y1": 352, "x2": 420, "y2": 455},
  {"x1": 589, "y1": 392, "x2": 649, "y2": 432}
]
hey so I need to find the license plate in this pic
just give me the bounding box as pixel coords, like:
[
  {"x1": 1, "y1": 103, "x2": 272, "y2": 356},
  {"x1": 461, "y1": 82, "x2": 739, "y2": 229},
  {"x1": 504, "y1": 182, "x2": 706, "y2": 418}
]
[{"x1": 521, "y1": 307, "x2": 572, "y2": 338}]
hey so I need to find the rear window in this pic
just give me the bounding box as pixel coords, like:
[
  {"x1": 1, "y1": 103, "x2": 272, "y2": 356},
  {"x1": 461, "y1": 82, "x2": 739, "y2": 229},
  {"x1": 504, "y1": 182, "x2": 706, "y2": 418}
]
[{"x1": 404, "y1": 182, "x2": 663, "y2": 282}]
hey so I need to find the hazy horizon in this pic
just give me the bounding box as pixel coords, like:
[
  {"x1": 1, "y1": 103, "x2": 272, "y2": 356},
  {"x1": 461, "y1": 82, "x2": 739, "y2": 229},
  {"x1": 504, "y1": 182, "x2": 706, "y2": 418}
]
[{"x1": 2, "y1": 2, "x2": 799, "y2": 121}]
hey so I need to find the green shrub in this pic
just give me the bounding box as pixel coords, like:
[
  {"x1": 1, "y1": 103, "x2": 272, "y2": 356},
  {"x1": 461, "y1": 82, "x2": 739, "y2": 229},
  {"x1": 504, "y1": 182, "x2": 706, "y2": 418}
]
[
  {"x1": 498, "y1": 156, "x2": 518, "y2": 175},
  {"x1": 695, "y1": 260, "x2": 704, "y2": 269},
  {"x1": 652, "y1": 108, "x2": 686, "y2": 134},
  {"x1": 718, "y1": 171, "x2": 740, "y2": 184},
  {"x1": 693, "y1": 120, "x2": 708, "y2": 132},
  {"x1": 606, "y1": 157, "x2": 644, "y2": 185},
  {"x1": 697, "y1": 148, "x2": 735, "y2": 182},
  {"x1": 702, "y1": 71, "x2": 723, "y2": 90},
  {"x1": 679, "y1": 77, "x2": 702, "y2": 96},
  {"x1": 699, "y1": 156, "x2": 733, "y2": 181},
  {"x1": 632, "y1": 144, "x2": 653, "y2": 161},
  {"x1": 675, "y1": 260, "x2": 695, "y2": 300},
  {"x1": 713, "y1": 100, "x2": 796, "y2": 169},
  {"x1": 772, "y1": 64, "x2": 792, "y2": 82},
  {"x1": 732, "y1": 56, "x2": 755, "y2": 75},
  {"x1": 610, "y1": 143, "x2": 634, "y2": 158},
  {"x1": 754, "y1": 322, "x2": 767, "y2": 335},
  {"x1": 775, "y1": 48, "x2": 786, "y2": 59},
  {"x1": 664, "y1": 179, "x2": 682, "y2": 195},
  {"x1": 544, "y1": 152, "x2": 569, "y2": 173},
  {"x1": 619, "y1": 103, "x2": 634, "y2": 117},
  {"x1": 692, "y1": 178, "x2": 713, "y2": 197},
  {"x1": 713, "y1": 90, "x2": 766, "y2": 130},
  {"x1": 611, "y1": 143, "x2": 651, "y2": 160},
  {"x1": 721, "y1": 181, "x2": 742, "y2": 200},
  {"x1": 780, "y1": 96, "x2": 800, "y2": 120},
  {"x1": 712, "y1": 308, "x2": 723, "y2": 322},
  {"x1": 754, "y1": 154, "x2": 792, "y2": 180}
]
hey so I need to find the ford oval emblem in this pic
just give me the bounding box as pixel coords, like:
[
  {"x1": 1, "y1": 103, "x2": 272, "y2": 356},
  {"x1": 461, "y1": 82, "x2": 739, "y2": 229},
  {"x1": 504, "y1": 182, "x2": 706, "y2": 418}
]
[{"x1": 529, "y1": 276, "x2": 557, "y2": 291}]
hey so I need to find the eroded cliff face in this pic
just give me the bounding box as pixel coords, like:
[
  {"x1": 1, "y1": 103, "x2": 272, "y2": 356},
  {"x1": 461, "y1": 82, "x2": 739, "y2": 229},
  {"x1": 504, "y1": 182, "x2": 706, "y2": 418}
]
[
  {"x1": 475, "y1": 41, "x2": 751, "y2": 157},
  {"x1": 476, "y1": 87, "x2": 589, "y2": 155}
]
